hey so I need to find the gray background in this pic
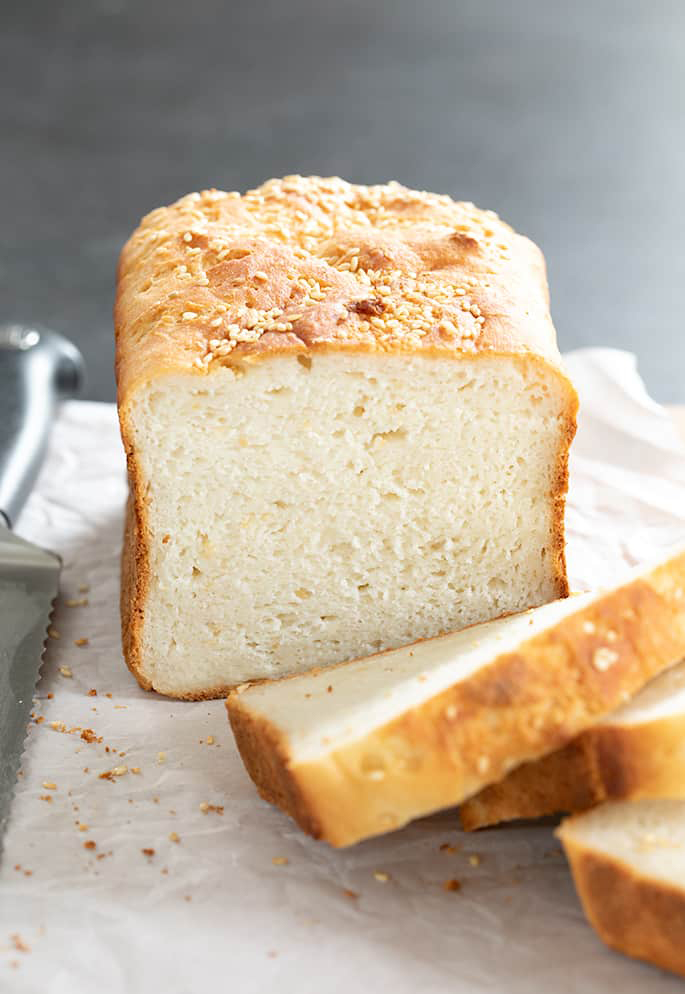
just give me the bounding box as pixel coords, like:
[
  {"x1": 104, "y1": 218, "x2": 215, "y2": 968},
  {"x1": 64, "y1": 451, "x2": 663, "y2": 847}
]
[{"x1": 2, "y1": 0, "x2": 684, "y2": 402}]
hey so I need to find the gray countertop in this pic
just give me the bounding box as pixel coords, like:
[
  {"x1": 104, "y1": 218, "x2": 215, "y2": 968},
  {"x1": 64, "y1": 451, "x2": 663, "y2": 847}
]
[{"x1": 3, "y1": 0, "x2": 684, "y2": 402}]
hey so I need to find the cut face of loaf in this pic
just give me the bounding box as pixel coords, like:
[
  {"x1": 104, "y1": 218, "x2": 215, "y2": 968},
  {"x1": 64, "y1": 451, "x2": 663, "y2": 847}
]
[
  {"x1": 461, "y1": 658, "x2": 685, "y2": 830},
  {"x1": 124, "y1": 352, "x2": 571, "y2": 697},
  {"x1": 558, "y1": 800, "x2": 685, "y2": 978},
  {"x1": 227, "y1": 545, "x2": 685, "y2": 847}
]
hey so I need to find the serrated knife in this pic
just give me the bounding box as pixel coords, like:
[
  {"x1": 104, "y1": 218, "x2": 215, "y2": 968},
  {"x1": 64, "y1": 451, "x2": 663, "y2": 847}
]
[{"x1": 0, "y1": 324, "x2": 83, "y2": 849}]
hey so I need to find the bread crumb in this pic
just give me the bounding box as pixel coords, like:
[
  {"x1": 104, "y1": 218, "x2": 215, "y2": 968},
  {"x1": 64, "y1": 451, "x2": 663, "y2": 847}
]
[
  {"x1": 157, "y1": 752, "x2": 166, "y2": 764},
  {"x1": 206, "y1": 735, "x2": 215, "y2": 745},
  {"x1": 131, "y1": 767, "x2": 141, "y2": 775},
  {"x1": 79, "y1": 584, "x2": 90, "y2": 593},
  {"x1": 41, "y1": 781, "x2": 57, "y2": 790},
  {"x1": 439, "y1": 843, "x2": 459, "y2": 854},
  {"x1": 10, "y1": 934, "x2": 29, "y2": 953},
  {"x1": 74, "y1": 638, "x2": 89, "y2": 647},
  {"x1": 58, "y1": 666, "x2": 73, "y2": 678},
  {"x1": 169, "y1": 832, "x2": 180, "y2": 843},
  {"x1": 47, "y1": 628, "x2": 60, "y2": 639},
  {"x1": 272, "y1": 857, "x2": 289, "y2": 866},
  {"x1": 87, "y1": 689, "x2": 97, "y2": 697},
  {"x1": 343, "y1": 889, "x2": 359, "y2": 900},
  {"x1": 47, "y1": 692, "x2": 53, "y2": 699},
  {"x1": 78, "y1": 824, "x2": 88, "y2": 832},
  {"x1": 443, "y1": 879, "x2": 462, "y2": 892},
  {"x1": 39, "y1": 795, "x2": 52, "y2": 803},
  {"x1": 142, "y1": 848, "x2": 155, "y2": 858},
  {"x1": 373, "y1": 871, "x2": 390, "y2": 882},
  {"x1": 469, "y1": 854, "x2": 482, "y2": 867},
  {"x1": 83, "y1": 840, "x2": 96, "y2": 850},
  {"x1": 111, "y1": 766, "x2": 128, "y2": 777}
]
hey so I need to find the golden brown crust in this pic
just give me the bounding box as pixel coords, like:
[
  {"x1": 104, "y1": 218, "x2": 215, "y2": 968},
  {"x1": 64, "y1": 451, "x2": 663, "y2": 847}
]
[
  {"x1": 461, "y1": 679, "x2": 685, "y2": 831},
  {"x1": 115, "y1": 176, "x2": 577, "y2": 697},
  {"x1": 560, "y1": 830, "x2": 685, "y2": 977},
  {"x1": 115, "y1": 176, "x2": 571, "y2": 397},
  {"x1": 227, "y1": 550, "x2": 685, "y2": 846}
]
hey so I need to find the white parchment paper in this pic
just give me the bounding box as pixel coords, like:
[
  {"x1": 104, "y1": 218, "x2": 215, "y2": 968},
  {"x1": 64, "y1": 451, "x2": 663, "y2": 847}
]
[{"x1": 2, "y1": 348, "x2": 685, "y2": 993}]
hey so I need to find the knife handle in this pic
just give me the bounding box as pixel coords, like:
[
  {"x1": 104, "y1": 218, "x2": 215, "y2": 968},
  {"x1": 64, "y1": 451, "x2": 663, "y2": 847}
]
[{"x1": 0, "y1": 325, "x2": 84, "y2": 528}]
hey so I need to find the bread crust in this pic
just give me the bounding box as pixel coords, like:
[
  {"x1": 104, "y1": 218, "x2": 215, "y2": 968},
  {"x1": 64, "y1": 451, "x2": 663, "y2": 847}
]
[
  {"x1": 227, "y1": 550, "x2": 685, "y2": 846},
  {"x1": 461, "y1": 673, "x2": 685, "y2": 831},
  {"x1": 115, "y1": 176, "x2": 577, "y2": 697},
  {"x1": 559, "y1": 824, "x2": 685, "y2": 977}
]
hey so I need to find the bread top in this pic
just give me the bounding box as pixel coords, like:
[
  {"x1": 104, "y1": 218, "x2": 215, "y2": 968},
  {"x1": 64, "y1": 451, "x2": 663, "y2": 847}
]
[{"x1": 115, "y1": 175, "x2": 567, "y2": 401}]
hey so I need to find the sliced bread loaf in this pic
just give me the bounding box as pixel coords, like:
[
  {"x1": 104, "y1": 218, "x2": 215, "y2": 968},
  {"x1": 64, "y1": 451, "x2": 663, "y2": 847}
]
[
  {"x1": 558, "y1": 799, "x2": 685, "y2": 978},
  {"x1": 461, "y1": 658, "x2": 685, "y2": 830},
  {"x1": 116, "y1": 176, "x2": 576, "y2": 698},
  {"x1": 227, "y1": 546, "x2": 685, "y2": 847}
]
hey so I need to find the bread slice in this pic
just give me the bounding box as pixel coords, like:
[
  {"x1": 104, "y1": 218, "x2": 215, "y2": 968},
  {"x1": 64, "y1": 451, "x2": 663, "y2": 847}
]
[
  {"x1": 558, "y1": 799, "x2": 685, "y2": 977},
  {"x1": 227, "y1": 546, "x2": 685, "y2": 847},
  {"x1": 115, "y1": 176, "x2": 577, "y2": 698},
  {"x1": 461, "y1": 658, "x2": 685, "y2": 830}
]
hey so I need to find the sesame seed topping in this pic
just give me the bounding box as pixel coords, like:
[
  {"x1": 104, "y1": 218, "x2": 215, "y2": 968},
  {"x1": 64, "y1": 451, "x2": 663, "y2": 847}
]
[{"x1": 127, "y1": 176, "x2": 532, "y2": 368}]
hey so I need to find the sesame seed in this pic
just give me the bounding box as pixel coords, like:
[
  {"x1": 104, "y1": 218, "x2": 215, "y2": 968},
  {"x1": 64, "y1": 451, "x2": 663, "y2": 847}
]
[
  {"x1": 42, "y1": 781, "x2": 57, "y2": 790},
  {"x1": 592, "y1": 647, "x2": 620, "y2": 672},
  {"x1": 272, "y1": 857, "x2": 289, "y2": 866},
  {"x1": 182, "y1": 311, "x2": 198, "y2": 321},
  {"x1": 59, "y1": 666, "x2": 73, "y2": 678},
  {"x1": 373, "y1": 871, "x2": 390, "y2": 883}
]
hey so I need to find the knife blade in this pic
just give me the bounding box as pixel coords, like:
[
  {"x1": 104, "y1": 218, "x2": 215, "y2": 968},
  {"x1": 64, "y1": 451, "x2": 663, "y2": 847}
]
[{"x1": 0, "y1": 324, "x2": 83, "y2": 849}]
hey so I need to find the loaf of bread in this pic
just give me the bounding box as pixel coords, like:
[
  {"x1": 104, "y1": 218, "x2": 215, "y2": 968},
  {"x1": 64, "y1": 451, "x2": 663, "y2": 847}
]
[
  {"x1": 559, "y1": 799, "x2": 685, "y2": 978},
  {"x1": 227, "y1": 547, "x2": 685, "y2": 847},
  {"x1": 116, "y1": 175, "x2": 576, "y2": 698},
  {"x1": 461, "y1": 657, "x2": 685, "y2": 830}
]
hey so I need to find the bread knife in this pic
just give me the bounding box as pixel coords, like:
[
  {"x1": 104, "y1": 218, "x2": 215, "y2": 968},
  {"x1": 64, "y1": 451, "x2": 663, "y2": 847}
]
[{"x1": 0, "y1": 324, "x2": 83, "y2": 850}]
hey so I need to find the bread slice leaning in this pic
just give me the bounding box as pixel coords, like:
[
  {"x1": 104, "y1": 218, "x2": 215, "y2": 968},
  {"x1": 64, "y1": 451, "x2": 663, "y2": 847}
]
[
  {"x1": 227, "y1": 546, "x2": 685, "y2": 847},
  {"x1": 558, "y1": 799, "x2": 685, "y2": 978},
  {"x1": 461, "y1": 658, "x2": 685, "y2": 830}
]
